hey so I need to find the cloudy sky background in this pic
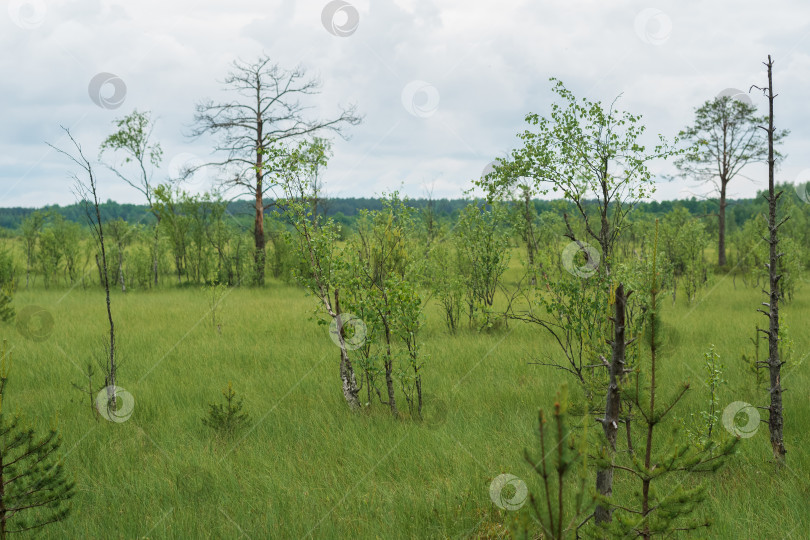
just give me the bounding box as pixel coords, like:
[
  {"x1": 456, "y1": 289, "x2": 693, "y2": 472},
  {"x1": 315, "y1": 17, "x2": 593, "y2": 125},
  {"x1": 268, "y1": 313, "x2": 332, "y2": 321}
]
[{"x1": 2, "y1": 0, "x2": 809, "y2": 208}]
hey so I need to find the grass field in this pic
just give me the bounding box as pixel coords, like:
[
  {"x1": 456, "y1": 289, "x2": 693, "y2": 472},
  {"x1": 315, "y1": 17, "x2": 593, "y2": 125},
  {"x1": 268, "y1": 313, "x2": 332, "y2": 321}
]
[{"x1": 1, "y1": 256, "x2": 809, "y2": 539}]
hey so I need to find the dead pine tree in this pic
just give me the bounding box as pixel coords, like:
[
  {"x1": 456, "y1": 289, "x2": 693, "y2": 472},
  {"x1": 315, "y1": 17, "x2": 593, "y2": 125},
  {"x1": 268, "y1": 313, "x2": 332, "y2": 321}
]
[
  {"x1": 751, "y1": 55, "x2": 788, "y2": 462},
  {"x1": 49, "y1": 128, "x2": 119, "y2": 410},
  {"x1": 594, "y1": 282, "x2": 633, "y2": 525},
  {"x1": 189, "y1": 55, "x2": 361, "y2": 286}
]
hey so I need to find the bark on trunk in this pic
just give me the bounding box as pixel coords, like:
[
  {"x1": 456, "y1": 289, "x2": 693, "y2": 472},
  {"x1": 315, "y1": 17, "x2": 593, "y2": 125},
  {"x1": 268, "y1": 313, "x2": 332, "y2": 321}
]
[
  {"x1": 152, "y1": 219, "x2": 160, "y2": 287},
  {"x1": 523, "y1": 188, "x2": 537, "y2": 286},
  {"x1": 718, "y1": 181, "x2": 728, "y2": 266},
  {"x1": 118, "y1": 247, "x2": 126, "y2": 293},
  {"x1": 339, "y1": 346, "x2": 360, "y2": 410},
  {"x1": 25, "y1": 251, "x2": 31, "y2": 289},
  {"x1": 253, "y1": 105, "x2": 266, "y2": 286},
  {"x1": 762, "y1": 55, "x2": 787, "y2": 461},
  {"x1": 334, "y1": 291, "x2": 361, "y2": 410},
  {"x1": 95, "y1": 254, "x2": 103, "y2": 287},
  {"x1": 383, "y1": 327, "x2": 399, "y2": 418},
  {"x1": 595, "y1": 282, "x2": 629, "y2": 524},
  {"x1": 95, "y1": 209, "x2": 116, "y2": 409}
]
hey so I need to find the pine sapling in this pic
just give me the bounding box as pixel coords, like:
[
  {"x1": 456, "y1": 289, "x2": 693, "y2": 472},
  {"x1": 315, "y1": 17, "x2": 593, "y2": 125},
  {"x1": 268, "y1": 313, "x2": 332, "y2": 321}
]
[
  {"x1": 0, "y1": 285, "x2": 13, "y2": 324},
  {"x1": 740, "y1": 324, "x2": 765, "y2": 388},
  {"x1": 0, "y1": 341, "x2": 75, "y2": 537},
  {"x1": 595, "y1": 221, "x2": 739, "y2": 539},
  {"x1": 202, "y1": 382, "x2": 251, "y2": 438},
  {"x1": 701, "y1": 346, "x2": 724, "y2": 440},
  {"x1": 208, "y1": 281, "x2": 227, "y2": 334},
  {"x1": 515, "y1": 384, "x2": 593, "y2": 540},
  {"x1": 70, "y1": 362, "x2": 100, "y2": 421}
]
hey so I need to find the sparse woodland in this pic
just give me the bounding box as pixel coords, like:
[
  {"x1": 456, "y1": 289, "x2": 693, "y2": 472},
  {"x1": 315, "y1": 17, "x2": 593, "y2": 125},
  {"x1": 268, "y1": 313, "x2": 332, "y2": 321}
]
[{"x1": 0, "y1": 54, "x2": 808, "y2": 539}]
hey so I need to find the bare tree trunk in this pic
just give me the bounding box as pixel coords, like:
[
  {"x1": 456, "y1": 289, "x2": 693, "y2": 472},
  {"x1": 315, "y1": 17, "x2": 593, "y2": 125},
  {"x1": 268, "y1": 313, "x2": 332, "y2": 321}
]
[
  {"x1": 523, "y1": 187, "x2": 537, "y2": 286},
  {"x1": 598, "y1": 159, "x2": 612, "y2": 276},
  {"x1": 152, "y1": 219, "x2": 160, "y2": 287},
  {"x1": 99, "y1": 226, "x2": 116, "y2": 407},
  {"x1": 25, "y1": 249, "x2": 31, "y2": 289},
  {"x1": 383, "y1": 326, "x2": 398, "y2": 418},
  {"x1": 415, "y1": 373, "x2": 423, "y2": 417},
  {"x1": 338, "y1": 346, "x2": 360, "y2": 409},
  {"x1": 254, "y1": 189, "x2": 266, "y2": 286},
  {"x1": 253, "y1": 98, "x2": 266, "y2": 287},
  {"x1": 595, "y1": 282, "x2": 629, "y2": 524},
  {"x1": 50, "y1": 129, "x2": 117, "y2": 408},
  {"x1": 95, "y1": 254, "x2": 103, "y2": 287},
  {"x1": 333, "y1": 291, "x2": 360, "y2": 410},
  {"x1": 760, "y1": 55, "x2": 787, "y2": 462},
  {"x1": 118, "y1": 245, "x2": 126, "y2": 293},
  {"x1": 718, "y1": 180, "x2": 728, "y2": 266}
]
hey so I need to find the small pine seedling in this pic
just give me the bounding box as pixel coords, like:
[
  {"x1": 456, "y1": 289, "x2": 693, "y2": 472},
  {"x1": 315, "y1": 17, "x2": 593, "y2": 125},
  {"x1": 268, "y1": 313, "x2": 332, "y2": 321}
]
[
  {"x1": 0, "y1": 340, "x2": 75, "y2": 536},
  {"x1": 202, "y1": 382, "x2": 251, "y2": 438},
  {"x1": 0, "y1": 284, "x2": 14, "y2": 324}
]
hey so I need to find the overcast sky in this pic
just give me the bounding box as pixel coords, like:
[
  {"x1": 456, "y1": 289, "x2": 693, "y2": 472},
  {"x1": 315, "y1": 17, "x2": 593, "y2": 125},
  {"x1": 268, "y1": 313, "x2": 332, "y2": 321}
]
[{"x1": 2, "y1": 0, "x2": 809, "y2": 208}]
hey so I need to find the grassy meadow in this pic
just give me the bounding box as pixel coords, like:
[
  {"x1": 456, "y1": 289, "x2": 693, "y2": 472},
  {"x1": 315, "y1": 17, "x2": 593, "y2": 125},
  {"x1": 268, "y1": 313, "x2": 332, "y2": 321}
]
[{"x1": 0, "y1": 249, "x2": 809, "y2": 539}]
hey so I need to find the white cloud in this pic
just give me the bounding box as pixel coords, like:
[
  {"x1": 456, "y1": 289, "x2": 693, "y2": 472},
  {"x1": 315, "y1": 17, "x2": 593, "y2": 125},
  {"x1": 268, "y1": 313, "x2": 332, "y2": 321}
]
[{"x1": 1, "y1": 0, "x2": 809, "y2": 207}]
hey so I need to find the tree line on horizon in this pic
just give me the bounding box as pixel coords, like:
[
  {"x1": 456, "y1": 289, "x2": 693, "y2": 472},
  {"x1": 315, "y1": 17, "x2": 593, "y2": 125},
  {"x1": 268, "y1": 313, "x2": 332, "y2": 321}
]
[{"x1": 0, "y1": 191, "x2": 798, "y2": 236}]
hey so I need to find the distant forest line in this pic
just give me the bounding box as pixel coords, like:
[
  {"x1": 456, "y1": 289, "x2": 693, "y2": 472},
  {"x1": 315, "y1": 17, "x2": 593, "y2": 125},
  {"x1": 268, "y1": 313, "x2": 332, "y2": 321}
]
[{"x1": 0, "y1": 193, "x2": 784, "y2": 234}]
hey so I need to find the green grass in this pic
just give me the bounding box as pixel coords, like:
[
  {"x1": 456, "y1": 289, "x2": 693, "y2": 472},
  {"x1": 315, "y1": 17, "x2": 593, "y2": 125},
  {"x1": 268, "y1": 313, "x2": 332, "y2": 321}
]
[{"x1": 1, "y1": 267, "x2": 809, "y2": 539}]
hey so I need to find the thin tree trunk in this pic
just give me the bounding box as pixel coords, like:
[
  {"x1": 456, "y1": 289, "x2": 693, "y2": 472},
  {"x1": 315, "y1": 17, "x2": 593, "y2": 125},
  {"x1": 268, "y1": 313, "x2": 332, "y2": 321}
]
[
  {"x1": 95, "y1": 254, "x2": 103, "y2": 287},
  {"x1": 718, "y1": 181, "x2": 728, "y2": 266},
  {"x1": 92, "y1": 198, "x2": 116, "y2": 409},
  {"x1": 253, "y1": 98, "x2": 266, "y2": 286},
  {"x1": 152, "y1": 218, "x2": 160, "y2": 287},
  {"x1": 595, "y1": 282, "x2": 629, "y2": 524},
  {"x1": 118, "y1": 245, "x2": 126, "y2": 293},
  {"x1": 762, "y1": 55, "x2": 787, "y2": 461},
  {"x1": 383, "y1": 326, "x2": 398, "y2": 418},
  {"x1": 333, "y1": 290, "x2": 361, "y2": 410},
  {"x1": 415, "y1": 372, "x2": 422, "y2": 417},
  {"x1": 25, "y1": 249, "x2": 31, "y2": 289},
  {"x1": 339, "y1": 346, "x2": 360, "y2": 409},
  {"x1": 523, "y1": 188, "x2": 537, "y2": 286}
]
